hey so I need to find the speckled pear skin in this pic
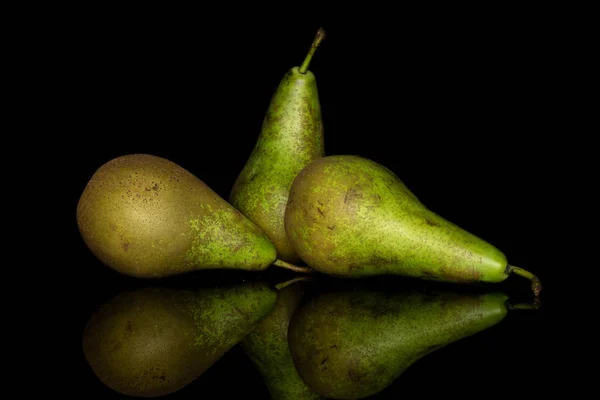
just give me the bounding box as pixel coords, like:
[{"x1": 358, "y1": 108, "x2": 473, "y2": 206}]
[
  {"x1": 285, "y1": 155, "x2": 510, "y2": 284},
  {"x1": 288, "y1": 289, "x2": 508, "y2": 399},
  {"x1": 82, "y1": 282, "x2": 278, "y2": 397},
  {"x1": 242, "y1": 283, "x2": 322, "y2": 400},
  {"x1": 229, "y1": 65, "x2": 325, "y2": 264},
  {"x1": 77, "y1": 154, "x2": 277, "y2": 278}
]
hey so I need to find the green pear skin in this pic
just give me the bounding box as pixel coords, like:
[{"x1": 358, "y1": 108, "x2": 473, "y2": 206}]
[
  {"x1": 288, "y1": 289, "x2": 509, "y2": 399},
  {"x1": 285, "y1": 155, "x2": 537, "y2": 288},
  {"x1": 77, "y1": 154, "x2": 277, "y2": 278},
  {"x1": 82, "y1": 282, "x2": 277, "y2": 397},
  {"x1": 230, "y1": 29, "x2": 326, "y2": 264},
  {"x1": 242, "y1": 283, "x2": 322, "y2": 400}
]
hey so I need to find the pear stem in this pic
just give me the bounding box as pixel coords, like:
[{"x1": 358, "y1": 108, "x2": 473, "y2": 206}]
[
  {"x1": 299, "y1": 27, "x2": 326, "y2": 74},
  {"x1": 272, "y1": 259, "x2": 314, "y2": 274},
  {"x1": 274, "y1": 276, "x2": 313, "y2": 290},
  {"x1": 506, "y1": 265, "x2": 542, "y2": 297}
]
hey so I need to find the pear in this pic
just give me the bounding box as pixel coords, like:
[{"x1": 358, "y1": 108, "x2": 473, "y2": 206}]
[
  {"x1": 288, "y1": 287, "x2": 512, "y2": 399},
  {"x1": 230, "y1": 28, "x2": 326, "y2": 264},
  {"x1": 284, "y1": 155, "x2": 541, "y2": 295},
  {"x1": 242, "y1": 280, "x2": 322, "y2": 400},
  {"x1": 82, "y1": 281, "x2": 277, "y2": 397},
  {"x1": 77, "y1": 153, "x2": 310, "y2": 278}
]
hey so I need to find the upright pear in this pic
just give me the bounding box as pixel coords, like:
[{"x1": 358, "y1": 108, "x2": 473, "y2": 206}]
[
  {"x1": 284, "y1": 155, "x2": 541, "y2": 295},
  {"x1": 288, "y1": 288, "x2": 511, "y2": 399},
  {"x1": 77, "y1": 154, "x2": 309, "y2": 278},
  {"x1": 82, "y1": 281, "x2": 277, "y2": 397},
  {"x1": 242, "y1": 281, "x2": 322, "y2": 400},
  {"x1": 230, "y1": 28, "x2": 326, "y2": 264}
]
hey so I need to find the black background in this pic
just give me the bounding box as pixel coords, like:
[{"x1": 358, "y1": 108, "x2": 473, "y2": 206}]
[{"x1": 31, "y1": 4, "x2": 582, "y2": 398}]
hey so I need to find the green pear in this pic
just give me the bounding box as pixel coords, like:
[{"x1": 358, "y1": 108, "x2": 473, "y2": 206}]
[
  {"x1": 82, "y1": 281, "x2": 277, "y2": 397},
  {"x1": 284, "y1": 155, "x2": 541, "y2": 295},
  {"x1": 288, "y1": 288, "x2": 510, "y2": 399},
  {"x1": 230, "y1": 28, "x2": 326, "y2": 264},
  {"x1": 242, "y1": 281, "x2": 322, "y2": 400},
  {"x1": 77, "y1": 153, "x2": 310, "y2": 278}
]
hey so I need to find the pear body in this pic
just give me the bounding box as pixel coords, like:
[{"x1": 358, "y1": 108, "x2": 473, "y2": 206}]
[
  {"x1": 230, "y1": 67, "x2": 324, "y2": 263},
  {"x1": 82, "y1": 282, "x2": 277, "y2": 397},
  {"x1": 77, "y1": 154, "x2": 277, "y2": 278},
  {"x1": 288, "y1": 289, "x2": 508, "y2": 399},
  {"x1": 285, "y1": 155, "x2": 509, "y2": 283},
  {"x1": 242, "y1": 283, "x2": 322, "y2": 400}
]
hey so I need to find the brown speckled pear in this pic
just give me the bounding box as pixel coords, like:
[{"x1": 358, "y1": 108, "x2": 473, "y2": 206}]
[
  {"x1": 230, "y1": 28, "x2": 326, "y2": 264},
  {"x1": 76, "y1": 154, "x2": 277, "y2": 278},
  {"x1": 288, "y1": 288, "x2": 509, "y2": 399},
  {"x1": 284, "y1": 155, "x2": 541, "y2": 295},
  {"x1": 82, "y1": 282, "x2": 277, "y2": 397}
]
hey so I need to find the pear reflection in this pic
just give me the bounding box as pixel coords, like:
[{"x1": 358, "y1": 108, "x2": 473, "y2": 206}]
[
  {"x1": 242, "y1": 281, "x2": 323, "y2": 400},
  {"x1": 288, "y1": 287, "x2": 509, "y2": 399},
  {"x1": 82, "y1": 282, "x2": 277, "y2": 397}
]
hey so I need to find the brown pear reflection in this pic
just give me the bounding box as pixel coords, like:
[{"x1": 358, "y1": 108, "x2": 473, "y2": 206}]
[{"x1": 82, "y1": 282, "x2": 277, "y2": 397}]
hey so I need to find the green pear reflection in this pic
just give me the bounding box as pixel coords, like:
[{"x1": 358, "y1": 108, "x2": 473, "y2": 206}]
[
  {"x1": 288, "y1": 287, "x2": 511, "y2": 399},
  {"x1": 82, "y1": 282, "x2": 277, "y2": 397},
  {"x1": 242, "y1": 281, "x2": 323, "y2": 399}
]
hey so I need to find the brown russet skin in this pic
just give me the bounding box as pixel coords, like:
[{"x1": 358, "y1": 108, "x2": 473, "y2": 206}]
[
  {"x1": 82, "y1": 282, "x2": 277, "y2": 397},
  {"x1": 77, "y1": 154, "x2": 277, "y2": 278}
]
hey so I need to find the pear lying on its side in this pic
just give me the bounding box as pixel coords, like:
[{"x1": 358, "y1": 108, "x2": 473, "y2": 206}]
[
  {"x1": 77, "y1": 154, "x2": 277, "y2": 278},
  {"x1": 284, "y1": 155, "x2": 541, "y2": 294},
  {"x1": 82, "y1": 282, "x2": 277, "y2": 397}
]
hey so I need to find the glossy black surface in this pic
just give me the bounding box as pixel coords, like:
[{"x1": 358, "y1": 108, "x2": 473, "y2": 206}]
[{"x1": 72, "y1": 264, "x2": 553, "y2": 399}]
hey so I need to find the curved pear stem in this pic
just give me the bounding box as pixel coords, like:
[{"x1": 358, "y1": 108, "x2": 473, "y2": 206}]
[
  {"x1": 274, "y1": 276, "x2": 313, "y2": 290},
  {"x1": 299, "y1": 27, "x2": 326, "y2": 74},
  {"x1": 506, "y1": 265, "x2": 542, "y2": 297},
  {"x1": 272, "y1": 259, "x2": 314, "y2": 274}
]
